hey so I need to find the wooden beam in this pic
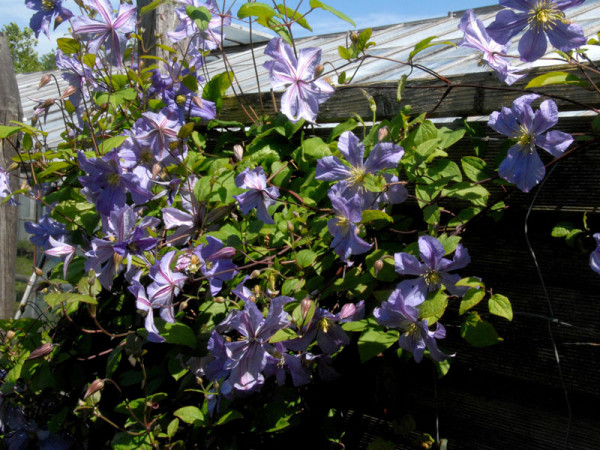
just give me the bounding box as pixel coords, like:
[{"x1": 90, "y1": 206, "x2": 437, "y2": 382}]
[
  {"x1": 218, "y1": 64, "x2": 600, "y2": 124},
  {"x1": 0, "y1": 32, "x2": 22, "y2": 319}
]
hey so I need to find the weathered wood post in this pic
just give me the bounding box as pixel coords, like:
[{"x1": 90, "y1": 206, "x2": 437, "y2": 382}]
[
  {"x1": 138, "y1": 0, "x2": 181, "y2": 62},
  {"x1": 0, "y1": 32, "x2": 22, "y2": 319}
]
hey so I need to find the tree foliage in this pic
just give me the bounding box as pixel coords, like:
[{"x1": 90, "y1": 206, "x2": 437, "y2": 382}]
[{"x1": 2, "y1": 22, "x2": 56, "y2": 73}]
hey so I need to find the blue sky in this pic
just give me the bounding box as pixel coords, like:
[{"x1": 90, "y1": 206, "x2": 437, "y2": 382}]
[{"x1": 0, "y1": 1, "x2": 497, "y2": 55}]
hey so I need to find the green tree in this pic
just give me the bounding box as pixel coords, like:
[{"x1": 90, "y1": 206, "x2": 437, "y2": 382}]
[{"x1": 2, "y1": 22, "x2": 56, "y2": 73}]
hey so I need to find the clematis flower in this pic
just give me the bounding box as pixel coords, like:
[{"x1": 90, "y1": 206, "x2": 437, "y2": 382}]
[
  {"x1": 263, "y1": 37, "x2": 334, "y2": 123},
  {"x1": 486, "y1": 0, "x2": 587, "y2": 62},
  {"x1": 177, "y1": 236, "x2": 237, "y2": 296},
  {"x1": 129, "y1": 282, "x2": 165, "y2": 343},
  {"x1": 316, "y1": 131, "x2": 405, "y2": 207},
  {"x1": 72, "y1": 0, "x2": 137, "y2": 68},
  {"x1": 219, "y1": 296, "x2": 293, "y2": 391},
  {"x1": 394, "y1": 235, "x2": 470, "y2": 306},
  {"x1": 147, "y1": 251, "x2": 187, "y2": 323},
  {"x1": 327, "y1": 190, "x2": 372, "y2": 264},
  {"x1": 0, "y1": 167, "x2": 18, "y2": 206},
  {"x1": 591, "y1": 233, "x2": 600, "y2": 275},
  {"x1": 374, "y1": 284, "x2": 451, "y2": 363},
  {"x1": 26, "y1": 0, "x2": 73, "y2": 38},
  {"x1": 488, "y1": 94, "x2": 573, "y2": 192},
  {"x1": 458, "y1": 10, "x2": 525, "y2": 85},
  {"x1": 131, "y1": 109, "x2": 184, "y2": 164},
  {"x1": 45, "y1": 236, "x2": 75, "y2": 279},
  {"x1": 168, "y1": 0, "x2": 231, "y2": 51},
  {"x1": 24, "y1": 215, "x2": 67, "y2": 248},
  {"x1": 233, "y1": 167, "x2": 280, "y2": 224}
]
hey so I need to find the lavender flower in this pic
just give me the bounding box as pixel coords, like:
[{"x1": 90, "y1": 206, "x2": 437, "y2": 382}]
[
  {"x1": 177, "y1": 236, "x2": 237, "y2": 296},
  {"x1": 147, "y1": 251, "x2": 187, "y2": 323},
  {"x1": 0, "y1": 167, "x2": 18, "y2": 206},
  {"x1": 45, "y1": 236, "x2": 75, "y2": 279},
  {"x1": 168, "y1": 0, "x2": 231, "y2": 51},
  {"x1": 131, "y1": 109, "x2": 184, "y2": 164},
  {"x1": 327, "y1": 190, "x2": 372, "y2": 264},
  {"x1": 394, "y1": 235, "x2": 470, "y2": 305},
  {"x1": 24, "y1": 215, "x2": 67, "y2": 248},
  {"x1": 72, "y1": 0, "x2": 137, "y2": 68},
  {"x1": 233, "y1": 167, "x2": 280, "y2": 224},
  {"x1": 486, "y1": 0, "x2": 587, "y2": 62},
  {"x1": 264, "y1": 37, "x2": 334, "y2": 123},
  {"x1": 458, "y1": 10, "x2": 525, "y2": 85},
  {"x1": 316, "y1": 131, "x2": 405, "y2": 207},
  {"x1": 488, "y1": 94, "x2": 573, "y2": 192},
  {"x1": 26, "y1": 0, "x2": 73, "y2": 38},
  {"x1": 374, "y1": 284, "x2": 451, "y2": 363},
  {"x1": 591, "y1": 233, "x2": 600, "y2": 275},
  {"x1": 129, "y1": 282, "x2": 165, "y2": 343}
]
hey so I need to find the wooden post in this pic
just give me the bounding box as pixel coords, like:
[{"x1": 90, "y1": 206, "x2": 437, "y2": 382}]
[
  {"x1": 0, "y1": 32, "x2": 22, "y2": 319},
  {"x1": 138, "y1": 0, "x2": 183, "y2": 62}
]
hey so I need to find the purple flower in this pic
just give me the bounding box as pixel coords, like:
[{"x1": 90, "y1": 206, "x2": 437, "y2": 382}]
[
  {"x1": 45, "y1": 236, "x2": 75, "y2": 279},
  {"x1": 233, "y1": 167, "x2": 280, "y2": 224},
  {"x1": 147, "y1": 251, "x2": 187, "y2": 323},
  {"x1": 264, "y1": 37, "x2": 334, "y2": 123},
  {"x1": 0, "y1": 167, "x2": 18, "y2": 206},
  {"x1": 488, "y1": 94, "x2": 573, "y2": 192},
  {"x1": 327, "y1": 190, "x2": 372, "y2": 264},
  {"x1": 486, "y1": 0, "x2": 587, "y2": 62},
  {"x1": 458, "y1": 10, "x2": 525, "y2": 85},
  {"x1": 394, "y1": 235, "x2": 470, "y2": 306},
  {"x1": 24, "y1": 215, "x2": 67, "y2": 248},
  {"x1": 72, "y1": 0, "x2": 137, "y2": 68},
  {"x1": 591, "y1": 233, "x2": 600, "y2": 275},
  {"x1": 78, "y1": 150, "x2": 153, "y2": 215},
  {"x1": 177, "y1": 236, "x2": 237, "y2": 296},
  {"x1": 168, "y1": 0, "x2": 231, "y2": 51},
  {"x1": 374, "y1": 284, "x2": 451, "y2": 363},
  {"x1": 26, "y1": 0, "x2": 73, "y2": 38},
  {"x1": 129, "y1": 282, "x2": 165, "y2": 343},
  {"x1": 219, "y1": 296, "x2": 293, "y2": 391},
  {"x1": 316, "y1": 131, "x2": 405, "y2": 207},
  {"x1": 131, "y1": 109, "x2": 184, "y2": 164}
]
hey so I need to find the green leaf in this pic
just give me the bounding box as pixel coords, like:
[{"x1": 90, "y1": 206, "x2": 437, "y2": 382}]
[
  {"x1": 0, "y1": 125, "x2": 21, "y2": 139},
  {"x1": 237, "y1": 2, "x2": 279, "y2": 24},
  {"x1": 186, "y1": 5, "x2": 212, "y2": 31},
  {"x1": 296, "y1": 249, "x2": 317, "y2": 268},
  {"x1": 409, "y1": 36, "x2": 455, "y2": 61},
  {"x1": 456, "y1": 277, "x2": 485, "y2": 289},
  {"x1": 461, "y1": 156, "x2": 490, "y2": 182},
  {"x1": 37, "y1": 161, "x2": 72, "y2": 179},
  {"x1": 45, "y1": 293, "x2": 97, "y2": 307},
  {"x1": 99, "y1": 136, "x2": 127, "y2": 154},
  {"x1": 397, "y1": 74, "x2": 408, "y2": 102},
  {"x1": 423, "y1": 204, "x2": 441, "y2": 225},
  {"x1": 458, "y1": 288, "x2": 485, "y2": 315},
  {"x1": 182, "y1": 73, "x2": 199, "y2": 93},
  {"x1": 341, "y1": 318, "x2": 370, "y2": 332},
  {"x1": 167, "y1": 418, "x2": 179, "y2": 438},
  {"x1": 551, "y1": 222, "x2": 575, "y2": 238},
  {"x1": 202, "y1": 72, "x2": 233, "y2": 112},
  {"x1": 282, "y1": 278, "x2": 305, "y2": 296},
  {"x1": 56, "y1": 38, "x2": 80, "y2": 55},
  {"x1": 309, "y1": 0, "x2": 355, "y2": 26},
  {"x1": 358, "y1": 325, "x2": 399, "y2": 362},
  {"x1": 302, "y1": 137, "x2": 331, "y2": 160},
  {"x1": 155, "y1": 322, "x2": 197, "y2": 349},
  {"x1": 329, "y1": 119, "x2": 358, "y2": 142},
  {"x1": 112, "y1": 432, "x2": 153, "y2": 449},
  {"x1": 488, "y1": 294, "x2": 513, "y2": 321},
  {"x1": 276, "y1": 4, "x2": 312, "y2": 31},
  {"x1": 361, "y1": 209, "x2": 393, "y2": 224},
  {"x1": 269, "y1": 328, "x2": 297, "y2": 343},
  {"x1": 442, "y1": 183, "x2": 489, "y2": 206},
  {"x1": 174, "y1": 406, "x2": 205, "y2": 425},
  {"x1": 525, "y1": 71, "x2": 589, "y2": 89},
  {"x1": 140, "y1": 0, "x2": 168, "y2": 15},
  {"x1": 460, "y1": 312, "x2": 502, "y2": 347},
  {"x1": 216, "y1": 409, "x2": 243, "y2": 426},
  {"x1": 418, "y1": 290, "x2": 448, "y2": 325}
]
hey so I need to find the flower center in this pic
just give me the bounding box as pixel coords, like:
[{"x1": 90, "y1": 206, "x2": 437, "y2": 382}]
[
  {"x1": 319, "y1": 317, "x2": 332, "y2": 333},
  {"x1": 175, "y1": 94, "x2": 187, "y2": 106},
  {"x1": 188, "y1": 254, "x2": 201, "y2": 273},
  {"x1": 423, "y1": 270, "x2": 441, "y2": 290},
  {"x1": 529, "y1": 1, "x2": 564, "y2": 31},
  {"x1": 106, "y1": 173, "x2": 121, "y2": 187},
  {"x1": 335, "y1": 215, "x2": 350, "y2": 233},
  {"x1": 518, "y1": 125, "x2": 535, "y2": 150},
  {"x1": 347, "y1": 166, "x2": 367, "y2": 188},
  {"x1": 42, "y1": 0, "x2": 55, "y2": 10}
]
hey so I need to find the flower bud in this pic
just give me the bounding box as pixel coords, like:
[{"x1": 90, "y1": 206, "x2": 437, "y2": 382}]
[
  {"x1": 350, "y1": 31, "x2": 359, "y2": 43},
  {"x1": 211, "y1": 247, "x2": 236, "y2": 260},
  {"x1": 7, "y1": 162, "x2": 19, "y2": 172},
  {"x1": 27, "y1": 342, "x2": 54, "y2": 360},
  {"x1": 84, "y1": 379, "x2": 104, "y2": 399},
  {"x1": 87, "y1": 303, "x2": 97, "y2": 318},
  {"x1": 60, "y1": 85, "x2": 77, "y2": 99},
  {"x1": 374, "y1": 259, "x2": 384, "y2": 275},
  {"x1": 6, "y1": 330, "x2": 15, "y2": 340},
  {"x1": 34, "y1": 267, "x2": 43, "y2": 276},
  {"x1": 287, "y1": 221, "x2": 294, "y2": 232},
  {"x1": 314, "y1": 64, "x2": 324, "y2": 78},
  {"x1": 301, "y1": 298, "x2": 313, "y2": 320},
  {"x1": 38, "y1": 74, "x2": 51, "y2": 89},
  {"x1": 253, "y1": 284, "x2": 261, "y2": 295},
  {"x1": 378, "y1": 126, "x2": 389, "y2": 142},
  {"x1": 214, "y1": 296, "x2": 226, "y2": 303},
  {"x1": 88, "y1": 273, "x2": 96, "y2": 285},
  {"x1": 233, "y1": 144, "x2": 244, "y2": 162},
  {"x1": 192, "y1": 97, "x2": 204, "y2": 108},
  {"x1": 250, "y1": 270, "x2": 260, "y2": 278}
]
